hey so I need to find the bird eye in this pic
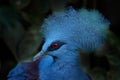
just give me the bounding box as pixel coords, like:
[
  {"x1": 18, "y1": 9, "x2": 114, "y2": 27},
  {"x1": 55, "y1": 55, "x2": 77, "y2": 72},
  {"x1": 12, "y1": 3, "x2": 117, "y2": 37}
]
[
  {"x1": 47, "y1": 41, "x2": 65, "y2": 51},
  {"x1": 52, "y1": 43, "x2": 59, "y2": 49}
]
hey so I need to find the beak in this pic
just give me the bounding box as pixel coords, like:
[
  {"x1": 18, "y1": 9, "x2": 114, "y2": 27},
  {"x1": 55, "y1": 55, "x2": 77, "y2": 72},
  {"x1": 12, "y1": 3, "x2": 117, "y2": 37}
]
[{"x1": 33, "y1": 50, "x2": 45, "y2": 61}]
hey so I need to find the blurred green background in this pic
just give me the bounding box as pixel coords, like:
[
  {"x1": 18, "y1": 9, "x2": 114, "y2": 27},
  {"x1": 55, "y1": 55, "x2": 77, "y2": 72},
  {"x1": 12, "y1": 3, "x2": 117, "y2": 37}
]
[{"x1": 0, "y1": 0, "x2": 120, "y2": 80}]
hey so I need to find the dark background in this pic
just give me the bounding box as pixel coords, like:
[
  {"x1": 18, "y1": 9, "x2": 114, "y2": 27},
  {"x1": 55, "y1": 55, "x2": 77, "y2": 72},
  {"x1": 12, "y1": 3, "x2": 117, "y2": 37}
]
[{"x1": 0, "y1": 0, "x2": 120, "y2": 80}]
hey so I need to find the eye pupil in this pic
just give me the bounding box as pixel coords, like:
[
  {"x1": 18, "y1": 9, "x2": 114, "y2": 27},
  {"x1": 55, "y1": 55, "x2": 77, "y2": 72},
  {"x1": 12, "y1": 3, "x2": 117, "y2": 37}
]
[{"x1": 53, "y1": 43, "x2": 59, "y2": 49}]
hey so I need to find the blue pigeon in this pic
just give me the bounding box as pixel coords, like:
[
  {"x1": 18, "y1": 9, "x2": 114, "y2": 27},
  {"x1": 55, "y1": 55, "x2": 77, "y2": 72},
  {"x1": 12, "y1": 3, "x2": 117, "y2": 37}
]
[{"x1": 7, "y1": 7, "x2": 110, "y2": 80}]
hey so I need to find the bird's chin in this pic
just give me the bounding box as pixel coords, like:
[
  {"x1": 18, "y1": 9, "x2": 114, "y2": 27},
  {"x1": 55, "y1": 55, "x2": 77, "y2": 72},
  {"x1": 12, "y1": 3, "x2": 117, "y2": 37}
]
[
  {"x1": 39, "y1": 55, "x2": 58, "y2": 69},
  {"x1": 51, "y1": 55, "x2": 58, "y2": 62},
  {"x1": 46, "y1": 54, "x2": 58, "y2": 62}
]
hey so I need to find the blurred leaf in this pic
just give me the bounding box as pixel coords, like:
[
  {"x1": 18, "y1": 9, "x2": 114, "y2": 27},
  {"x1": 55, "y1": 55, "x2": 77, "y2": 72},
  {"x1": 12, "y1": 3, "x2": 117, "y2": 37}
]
[
  {"x1": 17, "y1": 0, "x2": 51, "y2": 25},
  {"x1": 10, "y1": 0, "x2": 31, "y2": 9},
  {"x1": 0, "y1": 7, "x2": 22, "y2": 28},
  {"x1": 17, "y1": 27, "x2": 43, "y2": 61},
  {"x1": 106, "y1": 31, "x2": 120, "y2": 66}
]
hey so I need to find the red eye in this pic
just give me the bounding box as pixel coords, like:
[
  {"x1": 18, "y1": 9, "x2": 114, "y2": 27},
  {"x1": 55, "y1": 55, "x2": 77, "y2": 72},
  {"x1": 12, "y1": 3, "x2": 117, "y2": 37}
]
[
  {"x1": 52, "y1": 43, "x2": 59, "y2": 49},
  {"x1": 48, "y1": 41, "x2": 65, "y2": 51}
]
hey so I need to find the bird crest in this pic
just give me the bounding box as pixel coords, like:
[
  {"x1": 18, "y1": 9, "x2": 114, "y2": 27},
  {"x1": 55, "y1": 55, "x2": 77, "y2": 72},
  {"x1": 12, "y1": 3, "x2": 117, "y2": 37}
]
[{"x1": 41, "y1": 7, "x2": 110, "y2": 52}]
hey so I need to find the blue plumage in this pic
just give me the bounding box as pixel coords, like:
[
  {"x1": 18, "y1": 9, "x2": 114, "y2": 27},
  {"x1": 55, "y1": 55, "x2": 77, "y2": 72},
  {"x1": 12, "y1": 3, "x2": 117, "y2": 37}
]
[
  {"x1": 8, "y1": 59, "x2": 40, "y2": 80},
  {"x1": 8, "y1": 7, "x2": 110, "y2": 80},
  {"x1": 41, "y1": 7, "x2": 110, "y2": 51},
  {"x1": 7, "y1": 63, "x2": 29, "y2": 80}
]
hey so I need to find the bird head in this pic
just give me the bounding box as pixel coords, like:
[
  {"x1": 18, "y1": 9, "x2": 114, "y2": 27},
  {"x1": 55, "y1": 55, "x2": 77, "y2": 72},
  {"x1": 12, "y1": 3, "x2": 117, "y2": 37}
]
[
  {"x1": 33, "y1": 7, "x2": 110, "y2": 80},
  {"x1": 34, "y1": 7, "x2": 110, "y2": 62}
]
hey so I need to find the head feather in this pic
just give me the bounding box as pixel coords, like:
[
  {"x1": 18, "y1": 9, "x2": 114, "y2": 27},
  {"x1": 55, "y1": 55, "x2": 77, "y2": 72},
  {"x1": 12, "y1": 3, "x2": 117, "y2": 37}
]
[{"x1": 41, "y1": 7, "x2": 110, "y2": 51}]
